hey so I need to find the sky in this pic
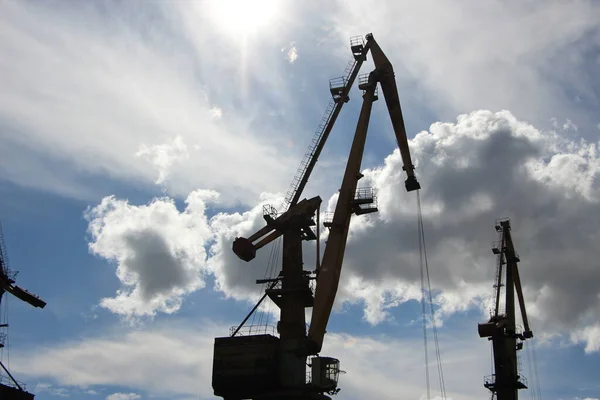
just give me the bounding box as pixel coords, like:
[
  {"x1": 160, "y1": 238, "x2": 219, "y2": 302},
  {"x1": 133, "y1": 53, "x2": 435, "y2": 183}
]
[{"x1": 0, "y1": 0, "x2": 600, "y2": 399}]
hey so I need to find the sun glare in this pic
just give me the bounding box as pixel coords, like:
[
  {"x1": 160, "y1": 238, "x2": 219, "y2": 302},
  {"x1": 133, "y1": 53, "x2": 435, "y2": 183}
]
[{"x1": 208, "y1": 0, "x2": 279, "y2": 36}]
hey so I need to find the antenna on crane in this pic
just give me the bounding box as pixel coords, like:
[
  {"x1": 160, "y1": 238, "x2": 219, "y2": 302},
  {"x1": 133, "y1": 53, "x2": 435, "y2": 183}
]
[{"x1": 0, "y1": 221, "x2": 46, "y2": 400}]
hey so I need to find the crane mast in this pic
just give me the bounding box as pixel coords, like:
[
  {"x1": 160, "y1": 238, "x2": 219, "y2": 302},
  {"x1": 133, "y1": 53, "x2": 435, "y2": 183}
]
[
  {"x1": 478, "y1": 219, "x2": 533, "y2": 400},
  {"x1": 212, "y1": 33, "x2": 420, "y2": 400}
]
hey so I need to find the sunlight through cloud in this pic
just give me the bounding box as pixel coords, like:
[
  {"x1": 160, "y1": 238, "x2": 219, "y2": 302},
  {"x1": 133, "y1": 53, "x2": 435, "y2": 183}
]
[{"x1": 207, "y1": 0, "x2": 279, "y2": 36}]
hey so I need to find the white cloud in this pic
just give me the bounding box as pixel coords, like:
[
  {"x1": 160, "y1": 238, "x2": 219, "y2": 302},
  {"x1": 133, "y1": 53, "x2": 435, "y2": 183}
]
[
  {"x1": 207, "y1": 191, "x2": 288, "y2": 301},
  {"x1": 327, "y1": 0, "x2": 600, "y2": 130},
  {"x1": 12, "y1": 321, "x2": 490, "y2": 400},
  {"x1": 200, "y1": 110, "x2": 600, "y2": 350},
  {"x1": 84, "y1": 190, "x2": 218, "y2": 318},
  {"x1": 0, "y1": 1, "x2": 297, "y2": 204},
  {"x1": 106, "y1": 393, "x2": 141, "y2": 400},
  {"x1": 3, "y1": 1, "x2": 599, "y2": 206},
  {"x1": 136, "y1": 135, "x2": 189, "y2": 186},
  {"x1": 571, "y1": 324, "x2": 600, "y2": 354},
  {"x1": 247, "y1": 111, "x2": 600, "y2": 347},
  {"x1": 563, "y1": 119, "x2": 579, "y2": 132},
  {"x1": 34, "y1": 382, "x2": 71, "y2": 397},
  {"x1": 209, "y1": 107, "x2": 222, "y2": 119},
  {"x1": 14, "y1": 323, "x2": 219, "y2": 398}
]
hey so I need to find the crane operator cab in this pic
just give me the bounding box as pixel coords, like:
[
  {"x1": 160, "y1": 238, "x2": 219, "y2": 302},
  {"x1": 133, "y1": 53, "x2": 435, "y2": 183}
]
[{"x1": 310, "y1": 356, "x2": 342, "y2": 393}]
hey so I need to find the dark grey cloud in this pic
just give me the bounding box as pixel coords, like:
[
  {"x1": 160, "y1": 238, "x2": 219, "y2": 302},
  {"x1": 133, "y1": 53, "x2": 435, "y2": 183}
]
[{"x1": 335, "y1": 110, "x2": 600, "y2": 348}]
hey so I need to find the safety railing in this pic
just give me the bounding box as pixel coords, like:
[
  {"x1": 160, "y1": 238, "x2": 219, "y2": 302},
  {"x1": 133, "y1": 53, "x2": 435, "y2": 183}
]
[{"x1": 229, "y1": 324, "x2": 278, "y2": 337}]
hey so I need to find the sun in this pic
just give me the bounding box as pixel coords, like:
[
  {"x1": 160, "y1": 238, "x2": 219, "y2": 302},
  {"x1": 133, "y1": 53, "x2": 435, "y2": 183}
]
[{"x1": 207, "y1": 0, "x2": 279, "y2": 36}]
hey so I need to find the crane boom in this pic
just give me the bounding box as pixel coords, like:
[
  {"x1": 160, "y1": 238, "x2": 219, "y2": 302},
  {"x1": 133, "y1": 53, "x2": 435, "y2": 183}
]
[{"x1": 308, "y1": 33, "x2": 420, "y2": 353}]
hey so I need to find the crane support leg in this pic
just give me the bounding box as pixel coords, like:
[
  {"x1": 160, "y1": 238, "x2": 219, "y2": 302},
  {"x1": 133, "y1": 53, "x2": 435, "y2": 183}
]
[{"x1": 308, "y1": 74, "x2": 378, "y2": 354}]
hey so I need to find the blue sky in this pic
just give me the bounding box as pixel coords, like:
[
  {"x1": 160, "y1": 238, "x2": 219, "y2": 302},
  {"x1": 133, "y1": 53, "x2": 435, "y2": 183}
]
[{"x1": 1, "y1": 1, "x2": 600, "y2": 400}]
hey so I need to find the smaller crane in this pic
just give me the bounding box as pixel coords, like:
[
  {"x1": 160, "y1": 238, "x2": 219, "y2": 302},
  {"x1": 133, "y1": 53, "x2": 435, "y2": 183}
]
[
  {"x1": 0, "y1": 222, "x2": 46, "y2": 400},
  {"x1": 478, "y1": 219, "x2": 533, "y2": 400}
]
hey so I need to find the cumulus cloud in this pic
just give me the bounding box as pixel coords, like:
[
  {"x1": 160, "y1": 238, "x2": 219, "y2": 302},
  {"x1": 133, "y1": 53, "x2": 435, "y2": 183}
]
[
  {"x1": 553, "y1": 118, "x2": 579, "y2": 132},
  {"x1": 333, "y1": 110, "x2": 600, "y2": 339},
  {"x1": 106, "y1": 393, "x2": 141, "y2": 400},
  {"x1": 85, "y1": 109, "x2": 600, "y2": 352},
  {"x1": 208, "y1": 192, "x2": 288, "y2": 301},
  {"x1": 84, "y1": 190, "x2": 218, "y2": 318},
  {"x1": 205, "y1": 110, "x2": 600, "y2": 348},
  {"x1": 571, "y1": 324, "x2": 600, "y2": 354},
  {"x1": 136, "y1": 135, "x2": 189, "y2": 186}
]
